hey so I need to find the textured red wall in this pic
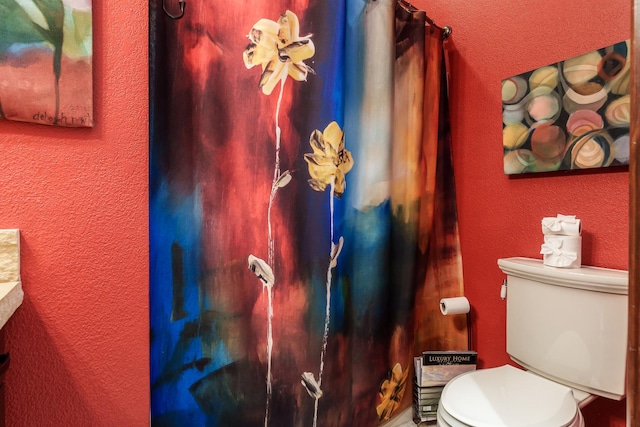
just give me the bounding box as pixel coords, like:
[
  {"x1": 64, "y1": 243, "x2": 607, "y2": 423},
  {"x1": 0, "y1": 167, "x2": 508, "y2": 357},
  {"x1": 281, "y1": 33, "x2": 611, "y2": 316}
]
[
  {"x1": 414, "y1": 0, "x2": 630, "y2": 425},
  {"x1": 0, "y1": 1, "x2": 149, "y2": 426},
  {"x1": 0, "y1": 0, "x2": 631, "y2": 425}
]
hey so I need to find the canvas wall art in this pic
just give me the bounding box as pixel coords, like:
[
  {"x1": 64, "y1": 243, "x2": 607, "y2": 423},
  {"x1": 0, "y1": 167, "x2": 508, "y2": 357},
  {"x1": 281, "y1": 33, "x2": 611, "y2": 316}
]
[
  {"x1": 0, "y1": 0, "x2": 93, "y2": 127},
  {"x1": 502, "y1": 40, "x2": 629, "y2": 174}
]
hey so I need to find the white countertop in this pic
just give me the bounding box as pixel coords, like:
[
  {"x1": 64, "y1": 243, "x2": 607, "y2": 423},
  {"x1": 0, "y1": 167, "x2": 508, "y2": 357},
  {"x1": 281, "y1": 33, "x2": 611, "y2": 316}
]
[
  {"x1": 0, "y1": 230, "x2": 22, "y2": 330},
  {"x1": 0, "y1": 281, "x2": 22, "y2": 330}
]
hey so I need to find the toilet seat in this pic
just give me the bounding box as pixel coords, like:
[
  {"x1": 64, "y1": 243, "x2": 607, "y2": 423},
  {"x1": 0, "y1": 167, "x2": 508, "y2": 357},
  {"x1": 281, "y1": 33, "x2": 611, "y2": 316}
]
[
  {"x1": 437, "y1": 404, "x2": 583, "y2": 427},
  {"x1": 437, "y1": 365, "x2": 583, "y2": 427}
]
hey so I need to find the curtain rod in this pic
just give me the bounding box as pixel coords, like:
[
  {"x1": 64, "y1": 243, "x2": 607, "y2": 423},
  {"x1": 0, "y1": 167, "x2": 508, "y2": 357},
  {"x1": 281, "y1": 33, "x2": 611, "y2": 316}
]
[
  {"x1": 161, "y1": 0, "x2": 452, "y2": 39},
  {"x1": 397, "y1": 0, "x2": 452, "y2": 39}
]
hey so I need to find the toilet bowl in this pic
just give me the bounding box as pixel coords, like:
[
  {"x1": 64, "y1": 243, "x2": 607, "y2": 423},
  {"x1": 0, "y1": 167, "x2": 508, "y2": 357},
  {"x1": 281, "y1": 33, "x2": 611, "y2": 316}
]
[{"x1": 436, "y1": 365, "x2": 584, "y2": 427}]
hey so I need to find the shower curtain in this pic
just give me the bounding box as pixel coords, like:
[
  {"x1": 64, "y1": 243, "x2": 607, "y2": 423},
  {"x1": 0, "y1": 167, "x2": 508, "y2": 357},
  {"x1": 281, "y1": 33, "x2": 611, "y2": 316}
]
[{"x1": 149, "y1": 1, "x2": 466, "y2": 426}]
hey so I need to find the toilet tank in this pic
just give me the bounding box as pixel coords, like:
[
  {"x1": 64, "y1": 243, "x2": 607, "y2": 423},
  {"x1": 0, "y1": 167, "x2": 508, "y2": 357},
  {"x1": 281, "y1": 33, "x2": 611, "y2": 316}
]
[{"x1": 497, "y1": 257, "x2": 628, "y2": 400}]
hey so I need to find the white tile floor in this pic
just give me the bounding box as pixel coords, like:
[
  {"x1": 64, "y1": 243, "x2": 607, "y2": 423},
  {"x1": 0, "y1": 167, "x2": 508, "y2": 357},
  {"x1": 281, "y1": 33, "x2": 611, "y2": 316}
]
[{"x1": 383, "y1": 407, "x2": 417, "y2": 427}]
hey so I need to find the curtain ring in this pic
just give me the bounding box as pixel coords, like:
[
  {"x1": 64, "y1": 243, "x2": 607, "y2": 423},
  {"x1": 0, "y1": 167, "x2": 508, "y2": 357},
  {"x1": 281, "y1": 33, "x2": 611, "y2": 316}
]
[{"x1": 163, "y1": 0, "x2": 185, "y2": 19}]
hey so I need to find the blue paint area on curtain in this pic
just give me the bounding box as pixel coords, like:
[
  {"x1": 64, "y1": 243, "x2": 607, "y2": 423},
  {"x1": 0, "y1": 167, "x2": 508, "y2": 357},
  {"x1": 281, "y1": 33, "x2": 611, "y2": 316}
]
[
  {"x1": 149, "y1": 1, "x2": 466, "y2": 425},
  {"x1": 342, "y1": 0, "x2": 394, "y2": 344}
]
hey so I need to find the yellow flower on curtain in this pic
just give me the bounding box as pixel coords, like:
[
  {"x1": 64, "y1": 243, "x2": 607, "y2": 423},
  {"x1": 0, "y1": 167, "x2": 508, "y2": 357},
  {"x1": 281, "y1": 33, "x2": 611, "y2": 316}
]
[
  {"x1": 243, "y1": 10, "x2": 315, "y2": 95},
  {"x1": 376, "y1": 362, "x2": 409, "y2": 421},
  {"x1": 304, "y1": 121, "x2": 354, "y2": 198}
]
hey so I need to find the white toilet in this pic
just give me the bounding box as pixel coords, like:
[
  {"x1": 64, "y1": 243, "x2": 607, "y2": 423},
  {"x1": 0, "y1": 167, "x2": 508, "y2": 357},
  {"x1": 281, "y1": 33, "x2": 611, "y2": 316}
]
[{"x1": 436, "y1": 257, "x2": 628, "y2": 427}]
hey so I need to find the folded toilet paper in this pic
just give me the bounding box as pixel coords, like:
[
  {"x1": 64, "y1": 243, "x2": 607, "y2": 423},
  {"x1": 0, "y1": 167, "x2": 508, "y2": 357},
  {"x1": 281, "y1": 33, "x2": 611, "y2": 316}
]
[
  {"x1": 541, "y1": 214, "x2": 581, "y2": 236},
  {"x1": 540, "y1": 235, "x2": 582, "y2": 268}
]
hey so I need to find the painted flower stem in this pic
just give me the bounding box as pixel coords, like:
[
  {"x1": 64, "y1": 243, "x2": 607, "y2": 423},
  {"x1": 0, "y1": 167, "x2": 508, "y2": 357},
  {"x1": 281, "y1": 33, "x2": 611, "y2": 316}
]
[
  {"x1": 268, "y1": 78, "x2": 286, "y2": 265},
  {"x1": 263, "y1": 76, "x2": 287, "y2": 427},
  {"x1": 263, "y1": 280, "x2": 274, "y2": 427},
  {"x1": 312, "y1": 178, "x2": 336, "y2": 427}
]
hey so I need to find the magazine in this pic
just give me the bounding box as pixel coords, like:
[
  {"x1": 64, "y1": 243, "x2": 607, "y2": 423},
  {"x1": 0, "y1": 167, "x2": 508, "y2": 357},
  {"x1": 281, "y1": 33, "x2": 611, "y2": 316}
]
[
  {"x1": 413, "y1": 350, "x2": 477, "y2": 423},
  {"x1": 419, "y1": 350, "x2": 477, "y2": 387}
]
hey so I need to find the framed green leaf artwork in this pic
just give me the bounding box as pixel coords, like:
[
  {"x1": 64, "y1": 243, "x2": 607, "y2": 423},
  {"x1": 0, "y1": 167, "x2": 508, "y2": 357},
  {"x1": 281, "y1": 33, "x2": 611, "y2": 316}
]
[
  {"x1": 0, "y1": 0, "x2": 93, "y2": 127},
  {"x1": 502, "y1": 40, "x2": 629, "y2": 174}
]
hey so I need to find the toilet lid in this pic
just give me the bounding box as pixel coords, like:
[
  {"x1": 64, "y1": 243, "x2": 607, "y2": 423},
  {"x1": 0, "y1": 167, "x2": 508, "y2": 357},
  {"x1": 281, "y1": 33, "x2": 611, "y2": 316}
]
[{"x1": 440, "y1": 365, "x2": 578, "y2": 427}]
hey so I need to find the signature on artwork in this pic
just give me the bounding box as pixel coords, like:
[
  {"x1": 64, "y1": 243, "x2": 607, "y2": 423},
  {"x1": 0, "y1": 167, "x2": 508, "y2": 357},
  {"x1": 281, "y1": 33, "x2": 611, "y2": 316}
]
[{"x1": 32, "y1": 111, "x2": 93, "y2": 127}]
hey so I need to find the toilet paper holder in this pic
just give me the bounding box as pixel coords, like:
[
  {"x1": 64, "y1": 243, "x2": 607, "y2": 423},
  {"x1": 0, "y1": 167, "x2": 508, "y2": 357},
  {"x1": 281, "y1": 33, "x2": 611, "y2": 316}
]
[{"x1": 439, "y1": 296, "x2": 472, "y2": 351}]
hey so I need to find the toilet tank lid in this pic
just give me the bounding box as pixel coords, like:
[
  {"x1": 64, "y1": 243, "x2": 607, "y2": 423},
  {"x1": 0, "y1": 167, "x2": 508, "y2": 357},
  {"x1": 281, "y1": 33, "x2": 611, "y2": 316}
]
[{"x1": 498, "y1": 257, "x2": 628, "y2": 295}]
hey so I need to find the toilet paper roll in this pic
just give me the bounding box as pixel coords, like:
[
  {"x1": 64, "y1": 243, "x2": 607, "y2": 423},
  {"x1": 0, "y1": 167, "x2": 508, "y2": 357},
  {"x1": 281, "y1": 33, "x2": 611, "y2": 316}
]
[
  {"x1": 541, "y1": 214, "x2": 581, "y2": 236},
  {"x1": 540, "y1": 235, "x2": 582, "y2": 268},
  {"x1": 440, "y1": 297, "x2": 470, "y2": 315}
]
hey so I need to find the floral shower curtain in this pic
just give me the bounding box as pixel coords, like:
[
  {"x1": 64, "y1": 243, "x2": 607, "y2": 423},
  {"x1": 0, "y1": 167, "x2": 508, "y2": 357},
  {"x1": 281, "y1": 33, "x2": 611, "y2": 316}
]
[{"x1": 149, "y1": 1, "x2": 466, "y2": 426}]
